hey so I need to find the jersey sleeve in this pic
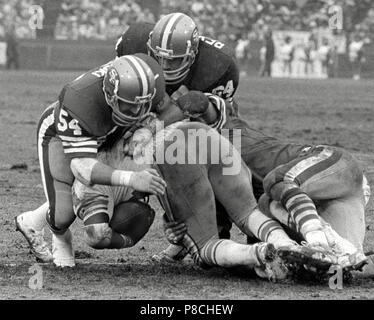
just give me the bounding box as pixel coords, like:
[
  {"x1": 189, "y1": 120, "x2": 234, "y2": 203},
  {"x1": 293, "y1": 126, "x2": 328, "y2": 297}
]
[
  {"x1": 215, "y1": 59, "x2": 240, "y2": 100},
  {"x1": 55, "y1": 106, "x2": 99, "y2": 159},
  {"x1": 205, "y1": 94, "x2": 227, "y2": 130}
]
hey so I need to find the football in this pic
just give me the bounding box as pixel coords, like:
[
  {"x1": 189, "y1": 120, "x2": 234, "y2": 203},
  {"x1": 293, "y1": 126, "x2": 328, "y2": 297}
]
[{"x1": 109, "y1": 199, "x2": 156, "y2": 245}]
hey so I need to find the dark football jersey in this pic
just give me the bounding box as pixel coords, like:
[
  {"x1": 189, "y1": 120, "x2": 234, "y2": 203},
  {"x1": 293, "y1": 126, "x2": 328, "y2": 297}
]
[
  {"x1": 225, "y1": 117, "x2": 310, "y2": 197},
  {"x1": 115, "y1": 23, "x2": 239, "y2": 114},
  {"x1": 56, "y1": 57, "x2": 165, "y2": 159}
]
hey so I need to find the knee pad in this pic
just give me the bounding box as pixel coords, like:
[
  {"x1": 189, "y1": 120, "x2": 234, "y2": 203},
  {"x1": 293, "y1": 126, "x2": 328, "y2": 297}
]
[
  {"x1": 84, "y1": 223, "x2": 112, "y2": 249},
  {"x1": 109, "y1": 198, "x2": 155, "y2": 245}
]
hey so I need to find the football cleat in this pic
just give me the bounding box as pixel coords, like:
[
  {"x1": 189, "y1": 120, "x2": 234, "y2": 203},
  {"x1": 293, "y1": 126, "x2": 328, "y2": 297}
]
[
  {"x1": 15, "y1": 214, "x2": 53, "y2": 263},
  {"x1": 254, "y1": 243, "x2": 290, "y2": 282},
  {"x1": 151, "y1": 244, "x2": 188, "y2": 263},
  {"x1": 52, "y1": 229, "x2": 75, "y2": 268},
  {"x1": 321, "y1": 222, "x2": 368, "y2": 271},
  {"x1": 277, "y1": 243, "x2": 337, "y2": 273}
]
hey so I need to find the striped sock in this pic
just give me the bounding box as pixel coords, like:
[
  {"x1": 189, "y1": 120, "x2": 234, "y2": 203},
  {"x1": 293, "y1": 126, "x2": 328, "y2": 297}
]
[
  {"x1": 281, "y1": 188, "x2": 322, "y2": 236},
  {"x1": 200, "y1": 239, "x2": 261, "y2": 268},
  {"x1": 247, "y1": 208, "x2": 287, "y2": 242}
]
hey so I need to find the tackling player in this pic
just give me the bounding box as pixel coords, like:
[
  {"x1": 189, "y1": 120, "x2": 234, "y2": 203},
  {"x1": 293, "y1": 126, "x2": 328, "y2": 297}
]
[
  {"x1": 15, "y1": 54, "x2": 184, "y2": 267},
  {"x1": 115, "y1": 12, "x2": 241, "y2": 259}
]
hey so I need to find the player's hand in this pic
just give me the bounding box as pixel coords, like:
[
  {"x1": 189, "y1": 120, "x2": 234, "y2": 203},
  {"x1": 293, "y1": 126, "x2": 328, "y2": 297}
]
[
  {"x1": 163, "y1": 221, "x2": 187, "y2": 245},
  {"x1": 127, "y1": 127, "x2": 153, "y2": 157},
  {"x1": 171, "y1": 85, "x2": 189, "y2": 101},
  {"x1": 175, "y1": 91, "x2": 210, "y2": 120},
  {"x1": 129, "y1": 168, "x2": 166, "y2": 196}
]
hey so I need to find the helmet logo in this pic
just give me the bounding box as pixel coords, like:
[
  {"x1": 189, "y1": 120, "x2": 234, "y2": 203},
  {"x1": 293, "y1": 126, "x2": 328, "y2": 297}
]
[
  {"x1": 192, "y1": 28, "x2": 199, "y2": 45},
  {"x1": 108, "y1": 68, "x2": 119, "y2": 86}
]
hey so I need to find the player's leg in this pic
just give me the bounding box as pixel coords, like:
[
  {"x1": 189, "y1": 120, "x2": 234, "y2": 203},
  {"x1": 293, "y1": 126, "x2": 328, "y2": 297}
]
[
  {"x1": 263, "y1": 146, "x2": 368, "y2": 268},
  {"x1": 43, "y1": 136, "x2": 76, "y2": 267},
  {"x1": 155, "y1": 122, "x2": 331, "y2": 277},
  {"x1": 15, "y1": 105, "x2": 56, "y2": 262},
  {"x1": 263, "y1": 146, "x2": 346, "y2": 247},
  {"x1": 157, "y1": 159, "x2": 288, "y2": 279},
  {"x1": 72, "y1": 149, "x2": 154, "y2": 250},
  {"x1": 73, "y1": 181, "x2": 134, "y2": 249}
]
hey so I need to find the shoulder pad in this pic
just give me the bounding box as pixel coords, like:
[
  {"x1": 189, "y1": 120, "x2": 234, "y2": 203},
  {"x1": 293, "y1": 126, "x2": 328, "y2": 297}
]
[
  {"x1": 188, "y1": 39, "x2": 239, "y2": 98},
  {"x1": 116, "y1": 22, "x2": 154, "y2": 57},
  {"x1": 59, "y1": 73, "x2": 114, "y2": 137}
]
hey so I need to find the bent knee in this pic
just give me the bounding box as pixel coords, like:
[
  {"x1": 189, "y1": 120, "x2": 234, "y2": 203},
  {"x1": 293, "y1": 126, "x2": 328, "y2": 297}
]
[{"x1": 84, "y1": 223, "x2": 112, "y2": 249}]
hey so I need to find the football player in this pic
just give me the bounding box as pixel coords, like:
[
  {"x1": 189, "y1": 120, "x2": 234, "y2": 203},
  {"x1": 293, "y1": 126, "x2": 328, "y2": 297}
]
[
  {"x1": 115, "y1": 13, "x2": 239, "y2": 118},
  {"x1": 161, "y1": 90, "x2": 371, "y2": 271},
  {"x1": 15, "y1": 54, "x2": 186, "y2": 266},
  {"x1": 71, "y1": 118, "x2": 337, "y2": 281},
  {"x1": 115, "y1": 12, "x2": 241, "y2": 259}
]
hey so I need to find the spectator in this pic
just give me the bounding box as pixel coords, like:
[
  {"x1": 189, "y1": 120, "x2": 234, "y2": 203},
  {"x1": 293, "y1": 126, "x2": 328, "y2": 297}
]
[
  {"x1": 348, "y1": 34, "x2": 365, "y2": 80},
  {"x1": 235, "y1": 33, "x2": 250, "y2": 77},
  {"x1": 302, "y1": 35, "x2": 316, "y2": 76},
  {"x1": 259, "y1": 28, "x2": 275, "y2": 77},
  {"x1": 317, "y1": 38, "x2": 332, "y2": 78},
  {"x1": 5, "y1": 24, "x2": 19, "y2": 70},
  {"x1": 280, "y1": 35, "x2": 294, "y2": 77}
]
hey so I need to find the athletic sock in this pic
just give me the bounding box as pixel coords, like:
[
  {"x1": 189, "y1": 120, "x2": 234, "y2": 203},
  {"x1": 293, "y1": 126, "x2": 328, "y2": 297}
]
[
  {"x1": 200, "y1": 239, "x2": 263, "y2": 268},
  {"x1": 281, "y1": 188, "x2": 322, "y2": 236}
]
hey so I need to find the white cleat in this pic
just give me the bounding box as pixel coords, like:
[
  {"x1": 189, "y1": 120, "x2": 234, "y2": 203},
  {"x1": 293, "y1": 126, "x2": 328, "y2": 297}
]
[
  {"x1": 52, "y1": 229, "x2": 75, "y2": 268},
  {"x1": 15, "y1": 214, "x2": 53, "y2": 263},
  {"x1": 322, "y1": 223, "x2": 368, "y2": 270},
  {"x1": 254, "y1": 243, "x2": 290, "y2": 282}
]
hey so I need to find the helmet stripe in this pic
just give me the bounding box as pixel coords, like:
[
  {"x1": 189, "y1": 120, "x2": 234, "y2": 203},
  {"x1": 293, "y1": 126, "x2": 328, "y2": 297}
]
[
  {"x1": 158, "y1": 14, "x2": 174, "y2": 49},
  {"x1": 130, "y1": 57, "x2": 150, "y2": 96},
  {"x1": 161, "y1": 13, "x2": 184, "y2": 50},
  {"x1": 124, "y1": 56, "x2": 145, "y2": 97},
  {"x1": 166, "y1": 14, "x2": 186, "y2": 50},
  {"x1": 136, "y1": 58, "x2": 152, "y2": 97}
]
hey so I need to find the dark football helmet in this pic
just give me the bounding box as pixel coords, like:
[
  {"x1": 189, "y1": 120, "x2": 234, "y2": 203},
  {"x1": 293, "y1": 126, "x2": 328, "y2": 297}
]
[{"x1": 147, "y1": 12, "x2": 200, "y2": 85}]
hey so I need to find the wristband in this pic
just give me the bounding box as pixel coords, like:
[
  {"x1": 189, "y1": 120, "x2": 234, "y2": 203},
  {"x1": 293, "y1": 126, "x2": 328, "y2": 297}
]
[{"x1": 111, "y1": 170, "x2": 134, "y2": 186}]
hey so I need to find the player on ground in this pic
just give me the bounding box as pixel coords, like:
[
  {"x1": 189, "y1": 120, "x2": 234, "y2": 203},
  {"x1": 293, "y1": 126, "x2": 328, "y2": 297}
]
[
  {"x1": 71, "y1": 118, "x2": 337, "y2": 280},
  {"x1": 15, "y1": 54, "x2": 182, "y2": 266},
  {"x1": 162, "y1": 91, "x2": 370, "y2": 271}
]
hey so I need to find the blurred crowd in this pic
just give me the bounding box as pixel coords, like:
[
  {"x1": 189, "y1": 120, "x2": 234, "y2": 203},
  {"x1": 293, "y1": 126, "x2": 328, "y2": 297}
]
[
  {"x1": 0, "y1": 0, "x2": 373, "y2": 77},
  {"x1": 0, "y1": 0, "x2": 156, "y2": 40},
  {"x1": 1, "y1": 0, "x2": 374, "y2": 41}
]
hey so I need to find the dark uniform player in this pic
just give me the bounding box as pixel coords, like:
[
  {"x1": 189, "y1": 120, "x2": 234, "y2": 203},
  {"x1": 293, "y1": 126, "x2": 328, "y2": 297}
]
[
  {"x1": 15, "y1": 54, "x2": 176, "y2": 266},
  {"x1": 115, "y1": 13, "x2": 240, "y2": 119}
]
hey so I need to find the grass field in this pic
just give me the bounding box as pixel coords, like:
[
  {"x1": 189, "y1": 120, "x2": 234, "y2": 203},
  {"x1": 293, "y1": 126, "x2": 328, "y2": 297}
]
[{"x1": 0, "y1": 70, "x2": 373, "y2": 300}]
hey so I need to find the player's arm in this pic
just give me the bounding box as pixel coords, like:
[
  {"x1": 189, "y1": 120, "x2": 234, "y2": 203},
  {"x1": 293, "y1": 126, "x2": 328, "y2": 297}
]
[
  {"x1": 213, "y1": 58, "x2": 240, "y2": 116},
  {"x1": 56, "y1": 107, "x2": 165, "y2": 194},
  {"x1": 70, "y1": 158, "x2": 165, "y2": 195}
]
